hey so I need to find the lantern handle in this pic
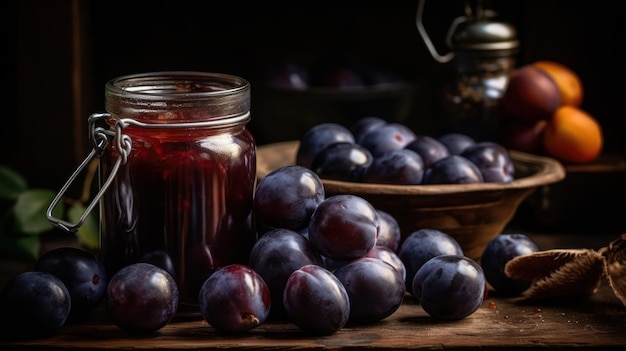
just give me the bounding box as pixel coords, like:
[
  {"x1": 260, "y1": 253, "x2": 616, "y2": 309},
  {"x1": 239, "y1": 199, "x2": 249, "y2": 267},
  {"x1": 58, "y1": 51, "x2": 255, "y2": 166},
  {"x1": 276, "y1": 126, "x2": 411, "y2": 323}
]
[{"x1": 416, "y1": 0, "x2": 485, "y2": 64}]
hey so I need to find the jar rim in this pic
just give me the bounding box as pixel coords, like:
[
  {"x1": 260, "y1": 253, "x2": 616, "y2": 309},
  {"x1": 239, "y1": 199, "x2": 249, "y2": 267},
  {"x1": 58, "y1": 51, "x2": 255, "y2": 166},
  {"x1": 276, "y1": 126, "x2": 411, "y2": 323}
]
[
  {"x1": 104, "y1": 71, "x2": 251, "y2": 120},
  {"x1": 106, "y1": 71, "x2": 249, "y2": 101}
]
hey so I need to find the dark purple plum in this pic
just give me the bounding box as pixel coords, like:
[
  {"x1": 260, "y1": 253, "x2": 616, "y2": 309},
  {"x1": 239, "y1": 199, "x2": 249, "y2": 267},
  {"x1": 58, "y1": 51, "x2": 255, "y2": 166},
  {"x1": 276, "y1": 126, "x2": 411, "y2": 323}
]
[
  {"x1": 422, "y1": 155, "x2": 484, "y2": 184},
  {"x1": 0, "y1": 271, "x2": 71, "y2": 338},
  {"x1": 254, "y1": 165, "x2": 325, "y2": 231},
  {"x1": 405, "y1": 135, "x2": 451, "y2": 169},
  {"x1": 437, "y1": 133, "x2": 476, "y2": 155},
  {"x1": 398, "y1": 228, "x2": 464, "y2": 293},
  {"x1": 266, "y1": 62, "x2": 310, "y2": 90},
  {"x1": 350, "y1": 116, "x2": 388, "y2": 144},
  {"x1": 362, "y1": 149, "x2": 425, "y2": 185},
  {"x1": 498, "y1": 120, "x2": 546, "y2": 153},
  {"x1": 333, "y1": 257, "x2": 405, "y2": 323},
  {"x1": 364, "y1": 245, "x2": 406, "y2": 281},
  {"x1": 296, "y1": 123, "x2": 355, "y2": 169},
  {"x1": 308, "y1": 195, "x2": 379, "y2": 261},
  {"x1": 375, "y1": 209, "x2": 401, "y2": 252},
  {"x1": 481, "y1": 233, "x2": 540, "y2": 296},
  {"x1": 139, "y1": 250, "x2": 176, "y2": 280},
  {"x1": 322, "y1": 255, "x2": 350, "y2": 272},
  {"x1": 310, "y1": 142, "x2": 373, "y2": 182},
  {"x1": 324, "y1": 244, "x2": 406, "y2": 279},
  {"x1": 198, "y1": 264, "x2": 271, "y2": 333},
  {"x1": 462, "y1": 142, "x2": 515, "y2": 183},
  {"x1": 33, "y1": 247, "x2": 107, "y2": 322},
  {"x1": 249, "y1": 228, "x2": 324, "y2": 319},
  {"x1": 357, "y1": 123, "x2": 417, "y2": 158},
  {"x1": 106, "y1": 262, "x2": 178, "y2": 334},
  {"x1": 283, "y1": 264, "x2": 350, "y2": 335},
  {"x1": 412, "y1": 255, "x2": 485, "y2": 320},
  {"x1": 317, "y1": 68, "x2": 365, "y2": 89}
]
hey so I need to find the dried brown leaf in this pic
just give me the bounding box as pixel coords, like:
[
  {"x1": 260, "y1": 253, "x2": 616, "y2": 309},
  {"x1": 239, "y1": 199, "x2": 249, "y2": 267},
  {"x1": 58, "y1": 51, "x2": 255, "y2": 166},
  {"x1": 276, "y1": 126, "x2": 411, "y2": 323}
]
[
  {"x1": 505, "y1": 249, "x2": 604, "y2": 300},
  {"x1": 600, "y1": 234, "x2": 626, "y2": 307}
]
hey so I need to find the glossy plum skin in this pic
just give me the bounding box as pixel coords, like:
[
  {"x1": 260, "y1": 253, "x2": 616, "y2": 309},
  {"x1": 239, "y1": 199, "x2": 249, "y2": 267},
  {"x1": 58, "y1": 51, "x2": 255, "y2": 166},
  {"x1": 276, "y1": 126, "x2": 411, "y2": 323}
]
[
  {"x1": 362, "y1": 149, "x2": 425, "y2": 185},
  {"x1": 437, "y1": 133, "x2": 476, "y2": 155},
  {"x1": 254, "y1": 165, "x2": 325, "y2": 232},
  {"x1": 375, "y1": 209, "x2": 401, "y2": 252},
  {"x1": 34, "y1": 247, "x2": 107, "y2": 322},
  {"x1": 412, "y1": 255, "x2": 486, "y2": 320},
  {"x1": 198, "y1": 264, "x2": 271, "y2": 333},
  {"x1": 480, "y1": 234, "x2": 540, "y2": 296},
  {"x1": 106, "y1": 263, "x2": 179, "y2": 334},
  {"x1": 0, "y1": 271, "x2": 71, "y2": 338},
  {"x1": 422, "y1": 155, "x2": 484, "y2": 184},
  {"x1": 308, "y1": 195, "x2": 379, "y2": 261},
  {"x1": 357, "y1": 123, "x2": 417, "y2": 157},
  {"x1": 266, "y1": 62, "x2": 310, "y2": 90},
  {"x1": 500, "y1": 64, "x2": 561, "y2": 122},
  {"x1": 333, "y1": 257, "x2": 405, "y2": 323},
  {"x1": 405, "y1": 135, "x2": 450, "y2": 169},
  {"x1": 311, "y1": 142, "x2": 373, "y2": 182},
  {"x1": 364, "y1": 246, "x2": 407, "y2": 282},
  {"x1": 398, "y1": 228, "x2": 464, "y2": 293},
  {"x1": 324, "y1": 244, "x2": 406, "y2": 278},
  {"x1": 296, "y1": 123, "x2": 355, "y2": 169},
  {"x1": 283, "y1": 264, "x2": 350, "y2": 335},
  {"x1": 350, "y1": 116, "x2": 388, "y2": 143},
  {"x1": 248, "y1": 228, "x2": 324, "y2": 318},
  {"x1": 139, "y1": 250, "x2": 176, "y2": 279},
  {"x1": 462, "y1": 142, "x2": 515, "y2": 183}
]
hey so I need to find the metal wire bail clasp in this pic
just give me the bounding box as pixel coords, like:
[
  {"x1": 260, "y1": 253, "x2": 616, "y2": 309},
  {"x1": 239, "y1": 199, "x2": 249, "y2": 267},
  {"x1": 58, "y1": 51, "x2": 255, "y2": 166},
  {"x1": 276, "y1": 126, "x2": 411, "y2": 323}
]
[
  {"x1": 46, "y1": 112, "x2": 132, "y2": 233},
  {"x1": 416, "y1": 0, "x2": 481, "y2": 63}
]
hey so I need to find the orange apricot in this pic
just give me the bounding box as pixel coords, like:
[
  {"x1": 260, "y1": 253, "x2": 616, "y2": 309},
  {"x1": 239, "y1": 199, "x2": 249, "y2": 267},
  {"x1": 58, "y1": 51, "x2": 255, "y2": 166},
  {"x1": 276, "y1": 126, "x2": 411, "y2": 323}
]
[
  {"x1": 543, "y1": 106, "x2": 602, "y2": 163},
  {"x1": 533, "y1": 61, "x2": 583, "y2": 107}
]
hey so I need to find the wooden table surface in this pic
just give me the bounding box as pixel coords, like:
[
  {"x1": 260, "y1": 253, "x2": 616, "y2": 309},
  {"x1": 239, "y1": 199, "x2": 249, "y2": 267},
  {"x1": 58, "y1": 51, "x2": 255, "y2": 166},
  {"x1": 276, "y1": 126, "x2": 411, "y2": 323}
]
[{"x1": 1, "y1": 231, "x2": 625, "y2": 350}]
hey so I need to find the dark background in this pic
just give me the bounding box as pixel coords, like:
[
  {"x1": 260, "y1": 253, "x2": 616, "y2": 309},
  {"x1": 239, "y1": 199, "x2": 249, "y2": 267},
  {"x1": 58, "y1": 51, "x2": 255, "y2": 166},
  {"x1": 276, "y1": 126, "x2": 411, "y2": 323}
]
[{"x1": 2, "y1": 0, "x2": 623, "y2": 192}]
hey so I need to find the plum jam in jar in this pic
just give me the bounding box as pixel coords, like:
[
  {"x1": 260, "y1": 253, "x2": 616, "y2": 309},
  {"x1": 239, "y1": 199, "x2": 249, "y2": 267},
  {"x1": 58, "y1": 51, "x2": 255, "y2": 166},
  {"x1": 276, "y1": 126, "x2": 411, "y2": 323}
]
[{"x1": 62, "y1": 72, "x2": 256, "y2": 307}]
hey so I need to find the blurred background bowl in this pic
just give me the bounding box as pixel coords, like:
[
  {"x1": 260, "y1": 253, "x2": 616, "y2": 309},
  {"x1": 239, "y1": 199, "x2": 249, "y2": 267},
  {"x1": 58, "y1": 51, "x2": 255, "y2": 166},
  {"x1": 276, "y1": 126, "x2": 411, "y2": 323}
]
[
  {"x1": 249, "y1": 82, "x2": 418, "y2": 146},
  {"x1": 256, "y1": 140, "x2": 566, "y2": 261}
]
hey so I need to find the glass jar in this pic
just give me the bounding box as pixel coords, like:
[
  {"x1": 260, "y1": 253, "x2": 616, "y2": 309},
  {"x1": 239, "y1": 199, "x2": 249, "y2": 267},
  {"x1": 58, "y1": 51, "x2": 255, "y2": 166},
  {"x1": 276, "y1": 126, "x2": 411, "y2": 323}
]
[
  {"x1": 439, "y1": 51, "x2": 516, "y2": 141},
  {"x1": 50, "y1": 71, "x2": 256, "y2": 307}
]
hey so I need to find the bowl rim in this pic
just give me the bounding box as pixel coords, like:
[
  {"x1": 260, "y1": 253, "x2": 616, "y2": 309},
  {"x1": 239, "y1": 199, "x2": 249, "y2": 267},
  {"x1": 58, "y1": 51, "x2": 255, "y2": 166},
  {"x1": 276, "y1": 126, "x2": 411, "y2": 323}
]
[{"x1": 256, "y1": 140, "x2": 566, "y2": 195}]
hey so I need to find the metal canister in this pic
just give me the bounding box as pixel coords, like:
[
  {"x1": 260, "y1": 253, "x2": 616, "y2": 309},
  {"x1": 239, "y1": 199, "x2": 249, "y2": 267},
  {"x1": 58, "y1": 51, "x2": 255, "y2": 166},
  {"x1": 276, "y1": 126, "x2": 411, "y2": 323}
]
[{"x1": 417, "y1": 0, "x2": 519, "y2": 140}]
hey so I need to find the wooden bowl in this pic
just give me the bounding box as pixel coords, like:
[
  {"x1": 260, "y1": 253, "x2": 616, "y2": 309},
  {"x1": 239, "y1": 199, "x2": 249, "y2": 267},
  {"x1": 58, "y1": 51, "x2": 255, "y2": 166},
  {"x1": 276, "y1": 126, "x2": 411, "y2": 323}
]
[{"x1": 256, "y1": 141, "x2": 566, "y2": 261}]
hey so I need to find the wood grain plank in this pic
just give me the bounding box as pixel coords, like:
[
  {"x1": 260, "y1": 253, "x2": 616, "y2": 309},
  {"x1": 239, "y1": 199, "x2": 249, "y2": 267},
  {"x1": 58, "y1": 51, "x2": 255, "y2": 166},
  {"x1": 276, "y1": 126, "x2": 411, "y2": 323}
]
[{"x1": 1, "y1": 280, "x2": 625, "y2": 350}]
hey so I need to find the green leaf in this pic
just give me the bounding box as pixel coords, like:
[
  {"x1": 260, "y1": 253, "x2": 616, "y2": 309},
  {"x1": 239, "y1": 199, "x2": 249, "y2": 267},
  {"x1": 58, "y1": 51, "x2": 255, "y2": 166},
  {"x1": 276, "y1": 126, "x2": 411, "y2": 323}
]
[
  {"x1": 0, "y1": 165, "x2": 28, "y2": 200},
  {"x1": 68, "y1": 203, "x2": 99, "y2": 250},
  {"x1": 0, "y1": 235, "x2": 41, "y2": 261},
  {"x1": 14, "y1": 189, "x2": 64, "y2": 235}
]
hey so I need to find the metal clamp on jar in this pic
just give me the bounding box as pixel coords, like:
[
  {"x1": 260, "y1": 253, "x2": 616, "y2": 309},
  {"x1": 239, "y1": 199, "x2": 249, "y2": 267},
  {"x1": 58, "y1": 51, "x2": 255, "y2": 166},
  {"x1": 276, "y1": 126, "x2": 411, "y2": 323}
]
[{"x1": 416, "y1": 0, "x2": 519, "y2": 141}]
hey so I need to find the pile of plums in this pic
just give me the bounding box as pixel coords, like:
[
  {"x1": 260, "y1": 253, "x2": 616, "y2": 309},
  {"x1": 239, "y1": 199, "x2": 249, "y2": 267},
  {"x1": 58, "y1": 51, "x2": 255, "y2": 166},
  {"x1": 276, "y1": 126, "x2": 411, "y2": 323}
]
[{"x1": 297, "y1": 116, "x2": 515, "y2": 185}]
